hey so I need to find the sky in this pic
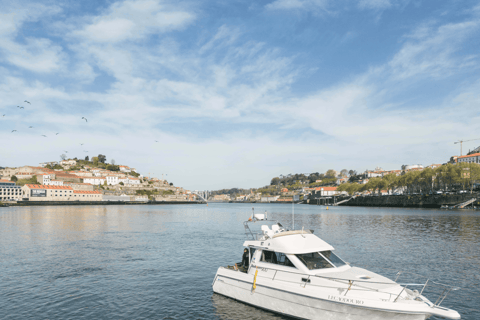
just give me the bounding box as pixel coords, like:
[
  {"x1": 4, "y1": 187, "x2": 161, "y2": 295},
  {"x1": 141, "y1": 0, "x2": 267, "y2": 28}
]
[{"x1": 1, "y1": 0, "x2": 480, "y2": 190}]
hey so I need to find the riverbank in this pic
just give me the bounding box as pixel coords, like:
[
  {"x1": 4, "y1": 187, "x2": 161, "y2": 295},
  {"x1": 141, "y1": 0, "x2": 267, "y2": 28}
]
[
  {"x1": 339, "y1": 193, "x2": 479, "y2": 208},
  {"x1": 2, "y1": 200, "x2": 206, "y2": 207}
]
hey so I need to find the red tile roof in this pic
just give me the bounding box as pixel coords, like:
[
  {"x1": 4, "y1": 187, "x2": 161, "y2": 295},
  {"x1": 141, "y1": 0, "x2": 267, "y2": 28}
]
[
  {"x1": 0, "y1": 179, "x2": 15, "y2": 183},
  {"x1": 24, "y1": 184, "x2": 73, "y2": 190},
  {"x1": 458, "y1": 153, "x2": 480, "y2": 159},
  {"x1": 315, "y1": 187, "x2": 338, "y2": 191}
]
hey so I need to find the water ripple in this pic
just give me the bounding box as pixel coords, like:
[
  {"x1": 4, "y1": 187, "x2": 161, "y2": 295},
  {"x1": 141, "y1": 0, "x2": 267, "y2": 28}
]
[{"x1": 0, "y1": 204, "x2": 478, "y2": 319}]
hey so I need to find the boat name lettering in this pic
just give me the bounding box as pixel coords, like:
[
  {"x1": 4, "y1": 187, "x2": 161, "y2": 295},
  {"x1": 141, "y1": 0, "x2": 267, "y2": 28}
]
[{"x1": 328, "y1": 295, "x2": 364, "y2": 305}]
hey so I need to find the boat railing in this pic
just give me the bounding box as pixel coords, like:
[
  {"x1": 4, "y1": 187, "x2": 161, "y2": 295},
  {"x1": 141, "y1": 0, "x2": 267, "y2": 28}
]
[
  {"x1": 248, "y1": 266, "x2": 458, "y2": 306},
  {"x1": 243, "y1": 220, "x2": 279, "y2": 240},
  {"x1": 383, "y1": 269, "x2": 459, "y2": 307}
]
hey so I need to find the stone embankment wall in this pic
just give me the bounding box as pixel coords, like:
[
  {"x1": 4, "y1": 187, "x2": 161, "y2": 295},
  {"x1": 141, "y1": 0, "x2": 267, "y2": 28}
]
[
  {"x1": 340, "y1": 194, "x2": 480, "y2": 208},
  {"x1": 6, "y1": 200, "x2": 205, "y2": 207}
]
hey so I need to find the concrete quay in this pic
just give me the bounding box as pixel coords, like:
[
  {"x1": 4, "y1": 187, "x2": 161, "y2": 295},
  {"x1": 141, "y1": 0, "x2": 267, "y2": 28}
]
[
  {"x1": 2, "y1": 200, "x2": 206, "y2": 207},
  {"x1": 338, "y1": 193, "x2": 479, "y2": 208}
]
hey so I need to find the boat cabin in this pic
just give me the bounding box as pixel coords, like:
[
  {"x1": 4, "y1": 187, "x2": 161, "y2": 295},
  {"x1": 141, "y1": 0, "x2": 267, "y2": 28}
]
[{"x1": 237, "y1": 223, "x2": 350, "y2": 275}]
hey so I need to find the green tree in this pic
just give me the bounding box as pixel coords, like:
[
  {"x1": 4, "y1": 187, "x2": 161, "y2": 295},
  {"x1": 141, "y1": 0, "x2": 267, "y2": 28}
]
[
  {"x1": 119, "y1": 182, "x2": 124, "y2": 186},
  {"x1": 15, "y1": 175, "x2": 38, "y2": 186},
  {"x1": 364, "y1": 177, "x2": 382, "y2": 194},
  {"x1": 337, "y1": 182, "x2": 362, "y2": 195},
  {"x1": 270, "y1": 177, "x2": 280, "y2": 186},
  {"x1": 11, "y1": 175, "x2": 18, "y2": 182},
  {"x1": 382, "y1": 173, "x2": 397, "y2": 193},
  {"x1": 98, "y1": 154, "x2": 106, "y2": 163},
  {"x1": 106, "y1": 164, "x2": 119, "y2": 171},
  {"x1": 325, "y1": 169, "x2": 337, "y2": 178}
]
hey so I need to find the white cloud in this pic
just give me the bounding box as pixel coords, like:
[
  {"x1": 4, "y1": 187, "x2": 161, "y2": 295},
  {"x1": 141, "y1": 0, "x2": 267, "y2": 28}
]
[
  {"x1": 0, "y1": 3, "x2": 65, "y2": 73},
  {"x1": 3, "y1": 1, "x2": 480, "y2": 189},
  {"x1": 265, "y1": 0, "x2": 329, "y2": 11},
  {"x1": 388, "y1": 20, "x2": 480, "y2": 80},
  {"x1": 1, "y1": 38, "x2": 66, "y2": 73},
  {"x1": 358, "y1": 0, "x2": 392, "y2": 10},
  {"x1": 74, "y1": 0, "x2": 194, "y2": 43},
  {"x1": 266, "y1": 0, "x2": 396, "y2": 12}
]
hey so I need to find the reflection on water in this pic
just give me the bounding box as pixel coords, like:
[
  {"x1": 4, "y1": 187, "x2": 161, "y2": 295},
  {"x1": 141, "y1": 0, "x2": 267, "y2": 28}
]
[
  {"x1": 212, "y1": 293, "x2": 290, "y2": 320},
  {"x1": 0, "y1": 204, "x2": 479, "y2": 319}
]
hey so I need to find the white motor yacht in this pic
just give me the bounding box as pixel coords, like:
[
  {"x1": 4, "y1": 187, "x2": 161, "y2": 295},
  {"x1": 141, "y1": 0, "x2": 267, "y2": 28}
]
[{"x1": 212, "y1": 214, "x2": 460, "y2": 320}]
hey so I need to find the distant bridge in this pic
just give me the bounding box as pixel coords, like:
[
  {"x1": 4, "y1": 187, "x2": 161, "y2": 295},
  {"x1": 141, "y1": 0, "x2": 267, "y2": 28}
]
[{"x1": 192, "y1": 190, "x2": 209, "y2": 202}]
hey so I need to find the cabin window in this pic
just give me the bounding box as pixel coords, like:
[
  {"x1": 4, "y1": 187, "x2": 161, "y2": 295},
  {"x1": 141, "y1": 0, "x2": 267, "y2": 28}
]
[
  {"x1": 261, "y1": 250, "x2": 295, "y2": 268},
  {"x1": 321, "y1": 251, "x2": 346, "y2": 268},
  {"x1": 296, "y1": 252, "x2": 334, "y2": 270}
]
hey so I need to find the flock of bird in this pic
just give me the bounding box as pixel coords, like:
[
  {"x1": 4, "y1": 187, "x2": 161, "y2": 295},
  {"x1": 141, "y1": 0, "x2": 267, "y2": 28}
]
[
  {"x1": 5, "y1": 100, "x2": 158, "y2": 157},
  {"x1": 4, "y1": 100, "x2": 89, "y2": 153}
]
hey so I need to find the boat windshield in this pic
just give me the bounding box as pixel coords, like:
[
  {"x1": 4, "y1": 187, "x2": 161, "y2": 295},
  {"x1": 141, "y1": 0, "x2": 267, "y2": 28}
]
[
  {"x1": 296, "y1": 251, "x2": 346, "y2": 270},
  {"x1": 320, "y1": 251, "x2": 346, "y2": 268}
]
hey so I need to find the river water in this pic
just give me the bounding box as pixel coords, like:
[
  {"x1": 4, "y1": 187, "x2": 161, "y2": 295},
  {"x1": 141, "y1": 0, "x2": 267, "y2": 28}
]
[{"x1": 0, "y1": 203, "x2": 479, "y2": 319}]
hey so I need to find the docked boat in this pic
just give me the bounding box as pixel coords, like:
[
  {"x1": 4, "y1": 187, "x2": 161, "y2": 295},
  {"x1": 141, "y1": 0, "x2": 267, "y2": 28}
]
[{"x1": 212, "y1": 213, "x2": 460, "y2": 320}]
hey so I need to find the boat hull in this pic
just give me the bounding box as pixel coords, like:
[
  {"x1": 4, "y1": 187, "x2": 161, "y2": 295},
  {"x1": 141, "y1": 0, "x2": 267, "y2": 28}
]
[{"x1": 212, "y1": 268, "x2": 430, "y2": 320}]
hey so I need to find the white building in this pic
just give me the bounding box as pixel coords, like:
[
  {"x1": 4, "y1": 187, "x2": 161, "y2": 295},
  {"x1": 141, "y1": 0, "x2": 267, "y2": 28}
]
[
  {"x1": 128, "y1": 177, "x2": 140, "y2": 185},
  {"x1": 48, "y1": 179, "x2": 64, "y2": 186},
  {"x1": 106, "y1": 175, "x2": 119, "y2": 185},
  {"x1": 37, "y1": 174, "x2": 51, "y2": 185},
  {"x1": 457, "y1": 153, "x2": 480, "y2": 164},
  {"x1": 405, "y1": 164, "x2": 424, "y2": 170},
  {"x1": 60, "y1": 160, "x2": 77, "y2": 166},
  {"x1": 119, "y1": 166, "x2": 131, "y2": 173},
  {"x1": 314, "y1": 187, "x2": 347, "y2": 196},
  {"x1": 261, "y1": 196, "x2": 280, "y2": 202},
  {"x1": 0, "y1": 180, "x2": 22, "y2": 201},
  {"x1": 365, "y1": 170, "x2": 383, "y2": 178},
  {"x1": 83, "y1": 177, "x2": 107, "y2": 185}
]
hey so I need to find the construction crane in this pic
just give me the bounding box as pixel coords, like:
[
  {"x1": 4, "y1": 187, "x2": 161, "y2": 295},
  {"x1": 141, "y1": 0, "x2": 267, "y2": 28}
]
[{"x1": 454, "y1": 138, "x2": 480, "y2": 156}]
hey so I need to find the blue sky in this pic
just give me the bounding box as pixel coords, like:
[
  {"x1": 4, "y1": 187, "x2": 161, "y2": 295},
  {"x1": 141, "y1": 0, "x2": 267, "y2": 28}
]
[{"x1": 1, "y1": 0, "x2": 480, "y2": 190}]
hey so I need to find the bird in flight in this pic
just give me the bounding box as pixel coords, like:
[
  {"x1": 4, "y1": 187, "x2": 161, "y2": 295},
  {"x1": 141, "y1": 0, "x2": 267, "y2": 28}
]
[
  {"x1": 2, "y1": 114, "x2": 5, "y2": 117},
  {"x1": 155, "y1": 140, "x2": 158, "y2": 142},
  {"x1": 56, "y1": 133, "x2": 59, "y2": 135},
  {"x1": 41, "y1": 135, "x2": 47, "y2": 137},
  {"x1": 64, "y1": 151, "x2": 68, "y2": 153},
  {"x1": 29, "y1": 126, "x2": 33, "y2": 128},
  {"x1": 12, "y1": 130, "x2": 17, "y2": 132},
  {"x1": 17, "y1": 106, "x2": 24, "y2": 109},
  {"x1": 82, "y1": 117, "x2": 87, "y2": 122},
  {"x1": 84, "y1": 150, "x2": 88, "y2": 152},
  {"x1": 24, "y1": 100, "x2": 31, "y2": 104},
  {"x1": 80, "y1": 143, "x2": 84, "y2": 145}
]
